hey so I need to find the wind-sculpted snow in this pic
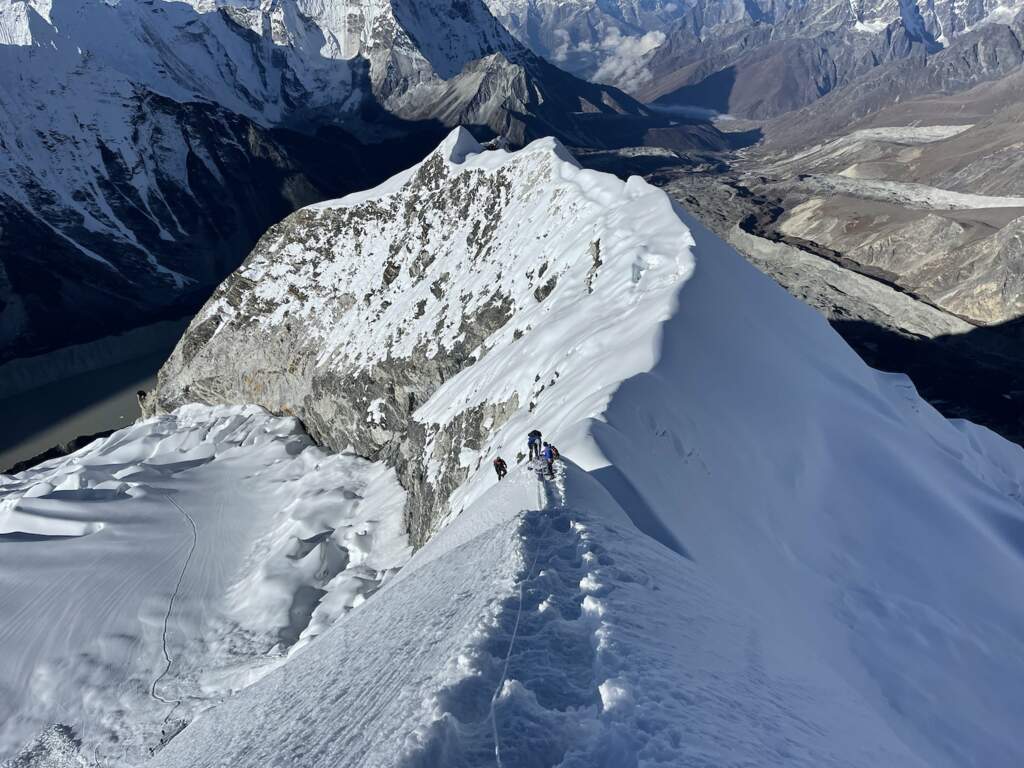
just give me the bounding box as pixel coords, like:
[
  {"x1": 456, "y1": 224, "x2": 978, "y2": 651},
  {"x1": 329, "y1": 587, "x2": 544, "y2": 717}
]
[
  {"x1": 0, "y1": 404, "x2": 409, "y2": 765},
  {"x1": 147, "y1": 463, "x2": 942, "y2": 767},
  {"x1": 145, "y1": 131, "x2": 1024, "y2": 766}
]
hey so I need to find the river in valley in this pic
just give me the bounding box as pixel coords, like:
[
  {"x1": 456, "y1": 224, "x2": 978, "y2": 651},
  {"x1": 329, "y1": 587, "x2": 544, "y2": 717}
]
[{"x1": 0, "y1": 322, "x2": 187, "y2": 473}]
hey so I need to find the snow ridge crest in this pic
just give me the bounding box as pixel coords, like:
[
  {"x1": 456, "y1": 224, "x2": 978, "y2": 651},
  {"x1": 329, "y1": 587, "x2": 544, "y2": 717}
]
[{"x1": 147, "y1": 128, "x2": 694, "y2": 542}]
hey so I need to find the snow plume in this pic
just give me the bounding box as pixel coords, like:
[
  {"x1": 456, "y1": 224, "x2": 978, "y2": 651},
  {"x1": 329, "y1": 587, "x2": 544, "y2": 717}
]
[{"x1": 591, "y1": 28, "x2": 666, "y2": 92}]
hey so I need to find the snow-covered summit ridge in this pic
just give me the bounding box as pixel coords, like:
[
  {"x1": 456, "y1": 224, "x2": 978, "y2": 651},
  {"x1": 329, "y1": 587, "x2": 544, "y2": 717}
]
[
  {"x1": 196, "y1": 125, "x2": 691, "y2": 374},
  {"x1": 148, "y1": 126, "x2": 694, "y2": 547},
  {"x1": 146, "y1": 126, "x2": 1024, "y2": 766}
]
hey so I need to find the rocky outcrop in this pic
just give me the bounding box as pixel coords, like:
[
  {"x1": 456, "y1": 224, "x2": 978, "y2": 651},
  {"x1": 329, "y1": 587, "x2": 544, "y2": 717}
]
[
  {"x1": 144, "y1": 131, "x2": 557, "y2": 545},
  {"x1": 146, "y1": 129, "x2": 696, "y2": 545}
]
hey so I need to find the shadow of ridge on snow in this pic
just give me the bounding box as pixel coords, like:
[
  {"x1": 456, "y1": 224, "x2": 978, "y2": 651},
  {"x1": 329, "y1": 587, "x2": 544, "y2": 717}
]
[
  {"x1": 829, "y1": 316, "x2": 1024, "y2": 448},
  {"x1": 587, "y1": 457, "x2": 693, "y2": 561}
]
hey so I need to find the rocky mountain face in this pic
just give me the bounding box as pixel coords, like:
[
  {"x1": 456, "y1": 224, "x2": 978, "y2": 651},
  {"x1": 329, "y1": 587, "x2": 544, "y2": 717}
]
[
  {"x1": 475, "y1": 0, "x2": 1024, "y2": 136},
  {"x1": 143, "y1": 128, "x2": 694, "y2": 546},
  {"x1": 641, "y1": 21, "x2": 933, "y2": 118},
  {"x1": 485, "y1": 0, "x2": 926, "y2": 89},
  {"x1": 0, "y1": 0, "x2": 649, "y2": 365},
  {"x1": 497, "y1": 0, "x2": 1023, "y2": 117}
]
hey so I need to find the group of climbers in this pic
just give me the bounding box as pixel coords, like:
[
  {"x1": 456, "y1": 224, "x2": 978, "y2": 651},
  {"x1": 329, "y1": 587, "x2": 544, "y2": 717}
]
[{"x1": 492, "y1": 427, "x2": 560, "y2": 481}]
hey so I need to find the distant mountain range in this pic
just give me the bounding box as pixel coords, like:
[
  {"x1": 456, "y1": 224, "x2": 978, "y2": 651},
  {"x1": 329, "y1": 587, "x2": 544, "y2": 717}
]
[
  {"x1": 488, "y1": 0, "x2": 1024, "y2": 113},
  {"x1": 3, "y1": 0, "x2": 1024, "y2": 383},
  {"x1": 0, "y1": 0, "x2": 656, "y2": 364}
]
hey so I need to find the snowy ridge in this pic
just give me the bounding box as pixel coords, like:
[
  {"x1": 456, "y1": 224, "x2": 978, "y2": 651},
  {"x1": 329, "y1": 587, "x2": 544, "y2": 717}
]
[
  {"x1": 137, "y1": 130, "x2": 1024, "y2": 766},
  {"x1": 149, "y1": 126, "x2": 693, "y2": 547},
  {"x1": 146, "y1": 462, "x2": 929, "y2": 767},
  {"x1": 206, "y1": 126, "x2": 689, "y2": 379},
  {"x1": 0, "y1": 405, "x2": 409, "y2": 764}
]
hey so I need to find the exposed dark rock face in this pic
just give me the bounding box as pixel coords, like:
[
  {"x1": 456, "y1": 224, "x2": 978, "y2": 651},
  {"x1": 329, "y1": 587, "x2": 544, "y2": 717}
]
[{"x1": 643, "y1": 20, "x2": 931, "y2": 118}]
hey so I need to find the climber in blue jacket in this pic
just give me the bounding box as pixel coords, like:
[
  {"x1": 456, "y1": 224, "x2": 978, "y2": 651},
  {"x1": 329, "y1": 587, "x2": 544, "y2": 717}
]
[
  {"x1": 527, "y1": 429, "x2": 542, "y2": 461},
  {"x1": 542, "y1": 442, "x2": 559, "y2": 478}
]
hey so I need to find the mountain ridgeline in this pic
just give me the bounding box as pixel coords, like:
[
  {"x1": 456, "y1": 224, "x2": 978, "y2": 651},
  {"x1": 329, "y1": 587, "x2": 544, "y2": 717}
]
[
  {"x1": 143, "y1": 129, "x2": 688, "y2": 545},
  {"x1": 0, "y1": 0, "x2": 661, "y2": 365},
  {"x1": 135, "y1": 130, "x2": 1024, "y2": 768}
]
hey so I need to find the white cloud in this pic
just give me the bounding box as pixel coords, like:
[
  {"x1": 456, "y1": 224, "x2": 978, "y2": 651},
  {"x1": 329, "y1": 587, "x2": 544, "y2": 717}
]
[{"x1": 592, "y1": 28, "x2": 666, "y2": 92}]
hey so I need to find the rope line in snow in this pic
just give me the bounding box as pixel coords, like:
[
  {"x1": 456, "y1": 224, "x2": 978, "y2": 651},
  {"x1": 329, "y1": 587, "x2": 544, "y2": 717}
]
[
  {"x1": 490, "y1": 470, "x2": 547, "y2": 767},
  {"x1": 150, "y1": 495, "x2": 199, "y2": 706}
]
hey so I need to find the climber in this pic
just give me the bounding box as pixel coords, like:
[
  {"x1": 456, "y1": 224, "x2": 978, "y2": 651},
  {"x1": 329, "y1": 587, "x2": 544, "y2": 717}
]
[
  {"x1": 527, "y1": 429, "x2": 543, "y2": 461},
  {"x1": 542, "y1": 442, "x2": 559, "y2": 478},
  {"x1": 493, "y1": 456, "x2": 508, "y2": 481}
]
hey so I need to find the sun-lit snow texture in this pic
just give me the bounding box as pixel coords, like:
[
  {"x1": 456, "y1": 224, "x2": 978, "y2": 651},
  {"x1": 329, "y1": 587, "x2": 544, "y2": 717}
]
[
  {"x1": 410, "y1": 139, "x2": 1024, "y2": 766},
  {"x1": 148, "y1": 463, "x2": 932, "y2": 768},
  {"x1": 207, "y1": 126, "x2": 691, "y2": 377},
  {"x1": 0, "y1": 405, "x2": 409, "y2": 765},
  {"x1": 144, "y1": 132, "x2": 1024, "y2": 766}
]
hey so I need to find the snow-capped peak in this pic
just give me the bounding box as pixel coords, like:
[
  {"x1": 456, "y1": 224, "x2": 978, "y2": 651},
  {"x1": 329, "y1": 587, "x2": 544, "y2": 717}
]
[
  {"x1": 439, "y1": 125, "x2": 484, "y2": 163},
  {"x1": 0, "y1": 0, "x2": 51, "y2": 45},
  {"x1": 127, "y1": 127, "x2": 1024, "y2": 767}
]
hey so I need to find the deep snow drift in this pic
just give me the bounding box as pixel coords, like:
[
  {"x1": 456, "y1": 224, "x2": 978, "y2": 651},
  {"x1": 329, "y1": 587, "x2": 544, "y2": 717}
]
[
  {"x1": 0, "y1": 405, "x2": 409, "y2": 764},
  {"x1": 7, "y1": 131, "x2": 1024, "y2": 766}
]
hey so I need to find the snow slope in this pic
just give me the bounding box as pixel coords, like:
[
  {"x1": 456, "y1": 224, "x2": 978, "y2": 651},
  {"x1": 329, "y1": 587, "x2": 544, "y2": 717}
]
[
  {"x1": 149, "y1": 462, "x2": 935, "y2": 768},
  {"x1": 0, "y1": 405, "x2": 409, "y2": 764},
  {"x1": 138, "y1": 131, "x2": 1024, "y2": 766}
]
